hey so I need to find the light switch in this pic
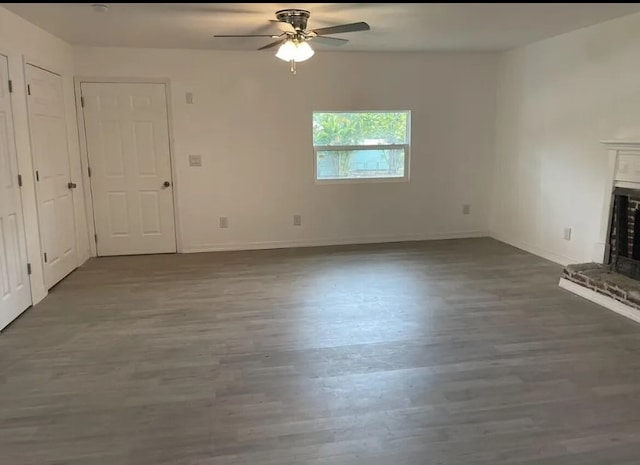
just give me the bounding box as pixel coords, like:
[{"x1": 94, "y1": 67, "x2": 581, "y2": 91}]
[
  {"x1": 185, "y1": 92, "x2": 194, "y2": 104},
  {"x1": 189, "y1": 154, "x2": 202, "y2": 167}
]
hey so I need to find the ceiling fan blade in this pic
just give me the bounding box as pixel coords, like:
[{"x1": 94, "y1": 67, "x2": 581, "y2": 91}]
[
  {"x1": 269, "y1": 20, "x2": 296, "y2": 33},
  {"x1": 311, "y1": 36, "x2": 348, "y2": 46},
  {"x1": 258, "y1": 39, "x2": 287, "y2": 51},
  {"x1": 213, "y1": 34, "x2": 280, "y2": 38},
  {"x1": 310, "y1": 22, "x2": 370, "y2": 36}
]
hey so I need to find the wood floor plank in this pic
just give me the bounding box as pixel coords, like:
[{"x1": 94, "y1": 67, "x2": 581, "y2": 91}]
[{"x1": 2, "y1": 238, "x2": 640, "y2": 464}]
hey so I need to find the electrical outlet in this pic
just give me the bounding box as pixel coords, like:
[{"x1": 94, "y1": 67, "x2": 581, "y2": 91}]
[
  {"x1": 185, "y1": 92, "x2": 194, "y2": 104},
  {"x1": 293, "y1": 214, "x2": 302, "y2": 226},
  {"x1": 219, "y1": 217, "x2": 229, "y2": 229},
  {"x1": 463, "y1": 204, "x2": 471, "y2": 215},
  {"x1": 189, "y1": 154, "x2": 202, "y2": 167},
  {"x1": 564, "y1": 227, "x2": 572, "y2": 241}
]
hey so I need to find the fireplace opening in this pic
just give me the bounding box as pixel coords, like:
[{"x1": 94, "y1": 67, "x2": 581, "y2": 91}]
[{"x1": 607, "y1": 187, "x2": 640, "y2": 280}]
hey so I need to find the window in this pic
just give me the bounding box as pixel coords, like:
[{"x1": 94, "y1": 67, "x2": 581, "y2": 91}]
[{"x1": 313, "y1": 111, "x2": 411, "y2": 182}]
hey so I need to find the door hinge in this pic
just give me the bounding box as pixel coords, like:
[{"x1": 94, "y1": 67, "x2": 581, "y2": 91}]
[
  {"x1": 17, "y1": 174, "x2": 22, "y2": 187},
  {"x1": 27, "y1": 83, "x2": 31, "y2": 95},
  {"x1": 88, "y1": 166, "x2": 92, "y2": 177},
  {"x1": 80, "y1": 96, "x2": 85, "y2": 107},
  {"x1": 8, "y1": 79, "x2": 12, "y2": 93},
  {"x1": 35, "y1": 170, "x2": 39, "y2": 182},
  {"x1": 43, "y1": 252, "x2": 47, "y2": 263},
  {"x1": 27, "y1": 263, "x2": 31, "y2": 275},
  {"x1": 94, "y1": 233, "x2": 98, "y2": 243}
]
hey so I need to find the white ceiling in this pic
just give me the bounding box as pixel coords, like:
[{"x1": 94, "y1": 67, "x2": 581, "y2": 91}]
[{"x1": 4, "y1": 3, "x2": 640, "y2": 52}]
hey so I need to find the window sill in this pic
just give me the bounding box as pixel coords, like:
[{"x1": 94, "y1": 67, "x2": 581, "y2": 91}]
[{"x1": 314, "y1": 176, "x2": 410, "y2": 185}]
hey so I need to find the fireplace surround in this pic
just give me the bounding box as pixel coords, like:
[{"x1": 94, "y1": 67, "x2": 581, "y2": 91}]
[
  {"x1": 559, "y1": 141, "x2": 640, "y2": 324},
  {"x1": 593, "y1": 141, "x2": 640, "y2": 265}
]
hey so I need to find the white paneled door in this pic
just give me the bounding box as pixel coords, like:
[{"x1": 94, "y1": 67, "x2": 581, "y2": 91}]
[
  {"x1": 0, "y1": 55, "x2": 31, "y2": 330},
  {"x1": 81, "y1": 82, "x2": 176, "y2": 256},
  {"x1": 26, "y1": 64, "x2": 77, "y2": 290}
]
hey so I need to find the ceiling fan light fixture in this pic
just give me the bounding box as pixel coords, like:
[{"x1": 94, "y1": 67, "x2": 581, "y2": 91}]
[
  {"x1": 276, "y1": 40, "x2": 315, "y2": 62},
  {"x1": 212, "y1": 8, "x2": 371, "y2": 74}
]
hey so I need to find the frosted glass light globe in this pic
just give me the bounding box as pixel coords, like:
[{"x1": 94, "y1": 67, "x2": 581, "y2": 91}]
[{"x1": 276, "y1": 40, "x2": 315, "y2": 62}]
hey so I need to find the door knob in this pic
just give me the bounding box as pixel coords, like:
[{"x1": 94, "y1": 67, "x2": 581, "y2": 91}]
[
  {"x1": 68, "y1": 182, "x2": 77, "y2": 189},
  {"x1": 163, "y1": 181, "x2": 171, "y2": 188}
]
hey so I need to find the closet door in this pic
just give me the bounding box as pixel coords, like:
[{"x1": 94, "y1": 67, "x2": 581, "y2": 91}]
[
  {"x1": 25, "y1": 64, "x2": 77, "y2": 289},
  {"x1": 0, "y1": 55, "x2": 31, "y2": 330},
  {"x1": 81, "y1": 82, "x2": 176, "y2": 256}
]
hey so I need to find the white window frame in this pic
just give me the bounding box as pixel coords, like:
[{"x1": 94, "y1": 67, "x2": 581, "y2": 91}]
[{"x1": 313, "y1": 111, "x2": 411, "y2": 184}]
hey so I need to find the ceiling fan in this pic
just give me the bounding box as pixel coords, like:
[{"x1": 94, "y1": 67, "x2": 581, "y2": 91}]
[{"x1": 213, "y1": 9, "x2": 370, "y2": 74}]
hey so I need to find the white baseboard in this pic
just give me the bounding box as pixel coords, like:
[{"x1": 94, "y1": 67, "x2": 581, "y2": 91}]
[
  {"x1": 559, "y1": 277, "x2": 640, "y2": 325},
  {"x1": 489, "y1": 231, "x2": 575, "y2": 266},
  {"x1": 181, "y1": 230, "x2": 489, "y2": 254}
]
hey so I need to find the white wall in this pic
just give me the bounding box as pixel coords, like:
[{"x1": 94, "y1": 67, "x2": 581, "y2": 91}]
[
  {"x1": 490, "y1": 11, "x2": 640, "y2": 265},
  {"x1": 0, "y1": 6, "x2": 90, "y2": 304},
  {"x1": 73, "y1": 47, "x2": 498, "y2": 252}
]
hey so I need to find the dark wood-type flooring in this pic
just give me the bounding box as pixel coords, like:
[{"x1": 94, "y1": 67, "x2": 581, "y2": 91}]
[{"x1": 2, "y1": 238, "x2": 640, "y2": 464}]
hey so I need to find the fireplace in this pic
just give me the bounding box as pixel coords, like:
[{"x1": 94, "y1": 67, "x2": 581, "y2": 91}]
[
  {"x1": 558, "y1": 141, "x2": 640, "y2": 324},
  {"x1": 608, "y1": 187, "x2": 640, "y2": 280}
]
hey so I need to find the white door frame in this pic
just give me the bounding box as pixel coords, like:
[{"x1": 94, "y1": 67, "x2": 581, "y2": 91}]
[{"x1": 74, "y1": 77, "x2": 181, "y2": 257}]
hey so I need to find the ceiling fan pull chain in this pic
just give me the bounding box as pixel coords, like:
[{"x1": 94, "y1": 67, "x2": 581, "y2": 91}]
[{"x1": 290, "y1": 60, "x2": 296, "y2": 75}]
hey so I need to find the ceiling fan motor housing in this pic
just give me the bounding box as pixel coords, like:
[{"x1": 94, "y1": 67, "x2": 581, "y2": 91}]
[{"x1": 275, "y1": 9, "x2": 310, "y2": 31}]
